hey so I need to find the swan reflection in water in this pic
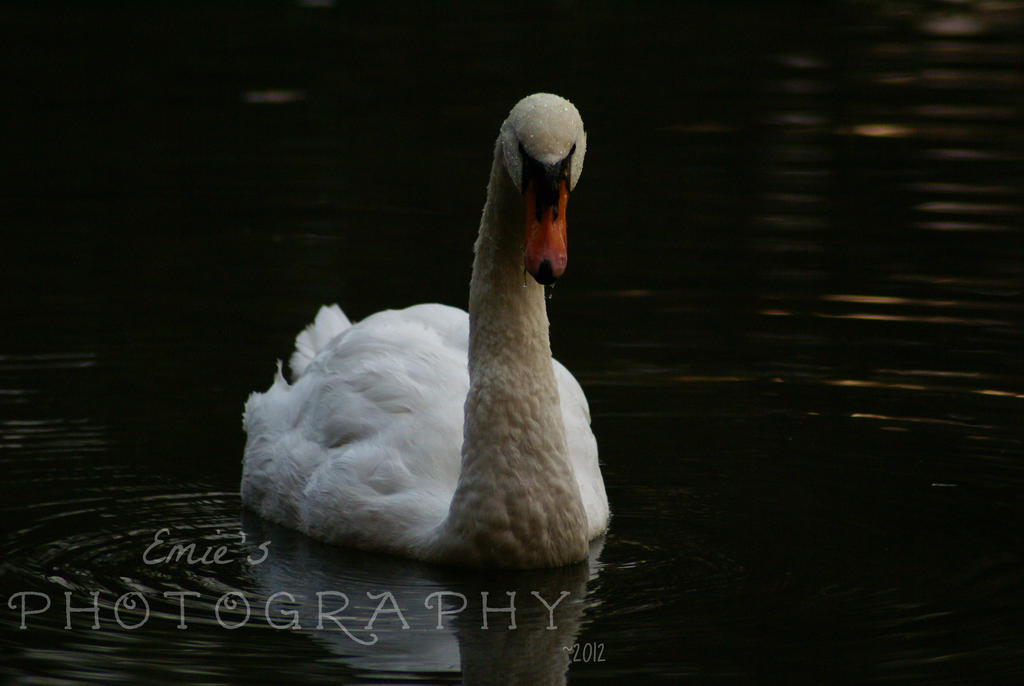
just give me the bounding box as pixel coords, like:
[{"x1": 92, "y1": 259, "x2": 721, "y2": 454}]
[
  {"x1": 240, "y1": 513, "x2": 605, "y2": 683},
  {"x1": 236, "y1": 92, "x2": 611, "y2": 682}
]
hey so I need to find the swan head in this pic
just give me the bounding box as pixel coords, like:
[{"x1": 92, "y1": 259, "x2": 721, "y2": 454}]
[{"x1": 499, "y1": 93, "x2": 587, "y2": 285}]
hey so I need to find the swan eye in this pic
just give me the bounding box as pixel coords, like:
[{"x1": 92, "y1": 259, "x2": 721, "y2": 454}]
[
  {"x1": 565, "y1": 143, "x2": 576, "y2": 186},
  {"x1": 518, "y1": 142, "x2": 533, "y2": 193},
  {"x1": 518, "y1": 143, "x2": 574, "y2": 203}
]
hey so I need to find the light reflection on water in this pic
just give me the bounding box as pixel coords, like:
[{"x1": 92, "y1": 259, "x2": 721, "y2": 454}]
[{"x1": 2, "y1": 0, "x2": 1023, "y2": 683}]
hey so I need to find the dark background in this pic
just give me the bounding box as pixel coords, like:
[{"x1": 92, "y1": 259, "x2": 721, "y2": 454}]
[{"x1": 2, "y1": 1, "x2": 1023, "y2": 683}]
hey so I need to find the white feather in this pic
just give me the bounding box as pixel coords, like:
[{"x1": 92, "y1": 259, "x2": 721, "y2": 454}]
[{"x1": 289, "y1": 303, "x2": 351, "y2": 378}]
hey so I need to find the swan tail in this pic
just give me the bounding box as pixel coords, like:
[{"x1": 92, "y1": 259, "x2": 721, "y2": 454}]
[{"x1": 289, "y1": 304, "x2": 352, "y2": 378}]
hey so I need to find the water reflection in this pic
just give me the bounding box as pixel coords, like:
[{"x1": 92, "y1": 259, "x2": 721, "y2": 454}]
[
  {"x1": 241, "y1": 515, "x2": 600, "y2": 683},
  {"x1": 0, "y1": 483, "x2": 600, "y2": 684}
]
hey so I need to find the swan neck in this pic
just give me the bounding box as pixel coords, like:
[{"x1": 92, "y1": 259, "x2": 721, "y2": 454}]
[
  {"x1": 468, "y1": 141, "x2": 550, "y2": 368},
  {"x1": 436, "y1": 139, "x2": 587, "y2": 568}
]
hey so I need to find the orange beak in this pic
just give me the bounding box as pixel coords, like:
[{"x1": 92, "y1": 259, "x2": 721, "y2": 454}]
[{"x1": 523, "y1": 179, "x2": 568, "y2": 285}]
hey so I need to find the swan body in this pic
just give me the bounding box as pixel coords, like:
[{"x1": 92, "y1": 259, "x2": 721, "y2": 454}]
[{"x1": 242, "y1": 93, "x2": 609, "y2": 568}]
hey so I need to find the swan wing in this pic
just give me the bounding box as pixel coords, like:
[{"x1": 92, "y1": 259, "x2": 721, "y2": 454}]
[
  {"x1": 554, "y1": 360, "x2": 610, "y2": 539},
  {"x1": 242, "y1": 304, "x2": 469, "y2": 553},
  {"x1": 289, "y1": 303, "x2": 351, "y2": 378},
  {"x1": 242, "y1": 302, "x2": 607, "y2": 553}
]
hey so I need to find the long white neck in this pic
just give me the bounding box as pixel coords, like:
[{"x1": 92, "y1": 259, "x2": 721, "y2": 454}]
[{"x1": 434, "y1": 140, "x2": 588, "y2": 568}]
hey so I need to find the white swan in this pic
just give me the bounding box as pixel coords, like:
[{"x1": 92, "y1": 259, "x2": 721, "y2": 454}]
[{"x1": 242, "y1": 93, "x2": 609, "y2": 568}]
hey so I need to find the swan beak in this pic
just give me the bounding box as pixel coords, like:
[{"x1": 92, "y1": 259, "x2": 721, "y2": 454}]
[{"x1": 523, "y1": 179, "x2": 568, "y2": 285}]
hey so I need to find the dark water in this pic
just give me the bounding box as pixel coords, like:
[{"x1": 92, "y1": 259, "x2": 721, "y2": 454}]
[{"x1": 3, "y1": 1, "x2": 1023, "y2": 683}]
